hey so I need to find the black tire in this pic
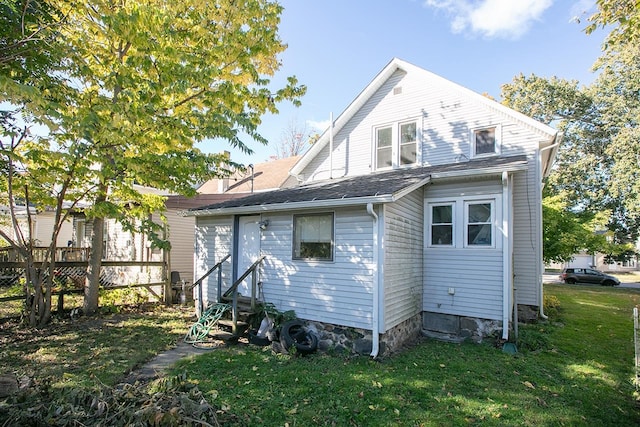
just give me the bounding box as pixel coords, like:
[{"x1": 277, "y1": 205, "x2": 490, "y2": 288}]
[
  {"x1": 565, "y1": 278, "x2": 576, "y2": 285},
  {"x1": 601, "y1": 280, "x2": 616, "y2": 287},
  {"x1": 248, "y1": 330, "x2": 271, "y2": 346},
  {"x1": 279, "y1": 319, "x2": 318, "y2": 355}
]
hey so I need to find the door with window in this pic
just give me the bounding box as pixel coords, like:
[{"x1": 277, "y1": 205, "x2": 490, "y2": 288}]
[{"x1": 236, "y1": 216, "x2": 261, "y2": 296}]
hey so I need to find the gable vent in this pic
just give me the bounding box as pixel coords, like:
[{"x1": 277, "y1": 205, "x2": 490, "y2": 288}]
[{"x1": 393, "y1": 86, "x2": 402, "y2": 95}]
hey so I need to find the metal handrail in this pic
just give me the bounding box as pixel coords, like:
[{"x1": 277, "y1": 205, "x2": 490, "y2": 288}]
[
  {"x1": 192, "y1": 254, "x2": 231, "y2": 317},
  {"x1": 223, "y1": 255, "x2": 266, "y2": 334}
]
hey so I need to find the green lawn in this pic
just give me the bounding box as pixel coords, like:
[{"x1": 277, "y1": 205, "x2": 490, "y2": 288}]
[
  {"x1": 173, "y1": 284, "x2": 640, "y2": 426},
  {"x1": 1, "y1": 285, "x2": 639, "y2": 426}
]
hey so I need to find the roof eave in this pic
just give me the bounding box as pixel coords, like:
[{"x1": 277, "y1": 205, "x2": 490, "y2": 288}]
[
  {"x1": 430, "y1": 161, "x2": 528, "y2": 181},
  {"x1": 185, "y1": 194, "x2": 396, "y2": 217}
]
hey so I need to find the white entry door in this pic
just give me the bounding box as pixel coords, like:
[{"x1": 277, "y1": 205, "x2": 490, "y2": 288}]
[{"x1": 237, "y1": 216, "x2": 261, "y2": 296}]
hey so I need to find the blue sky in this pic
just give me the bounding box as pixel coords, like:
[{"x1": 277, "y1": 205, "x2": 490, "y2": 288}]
[{"x1": 202, "y1": 0, "x2": 606, "y2": 166}]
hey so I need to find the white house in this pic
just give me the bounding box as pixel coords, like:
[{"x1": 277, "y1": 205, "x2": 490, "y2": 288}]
[{"x1": 187, "y1": 58, "x2": 561, "y2": 356}]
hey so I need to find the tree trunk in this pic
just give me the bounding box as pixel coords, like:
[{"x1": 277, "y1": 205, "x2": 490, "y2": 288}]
[{"x1": 83, "y1": 216, "x2": 104, "y2": 315}]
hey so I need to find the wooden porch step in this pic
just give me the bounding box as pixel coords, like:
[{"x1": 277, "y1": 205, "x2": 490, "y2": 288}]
[
  {"x1": 217, "y1": 319, "x2": 250, "y2": 331},
  {"x1": 221, "y1": 295, "x2": 254, "y2": 305}
]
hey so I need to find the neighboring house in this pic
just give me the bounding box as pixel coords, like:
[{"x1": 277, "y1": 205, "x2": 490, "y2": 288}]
[
  {"x1": 164, "y1": 193, "x2": 248, "y2": 285},
  {"x1": 69, "y1": 158, "x2": 301, "y2": 288},
  {"x1": 547, "y1": 232, "x2": 640, "y2": 272},
  {"x1": 197, "y1": 155, "x2": 300, "y2": 194},
  {"x1": 187, "y1": 58, "x2": 561, "y2": 356},
  {"x1": 1, "y1": 204, "x2": 73, "y2": 248}
]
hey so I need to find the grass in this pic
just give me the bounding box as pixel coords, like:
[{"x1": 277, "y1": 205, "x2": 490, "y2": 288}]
[
  {"x1": 171, "y1": 284, "x2": 640, "y2": 426},
  {"x1": 1, "y1": 285, "x2": 639, "y2": 425},
  {"x1": 0, "y1": 303, "x2": 193, "y2": 389}
]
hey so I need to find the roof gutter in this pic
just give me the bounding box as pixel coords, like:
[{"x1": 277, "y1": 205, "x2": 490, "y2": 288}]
[
  {"x1": 540, "y1": 132, "x2": 563, "y2": 178},
  {"x1": 182, "y1": 194, "x2": 397, "y2": 217}
]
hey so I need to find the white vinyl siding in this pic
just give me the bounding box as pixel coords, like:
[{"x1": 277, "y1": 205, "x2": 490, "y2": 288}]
[
  {"x1": 299, "y1": 68, "x2": 549, "y2": 183},
  {"x1": 33, "y1": 213, "x2": 73, "y2": 247},
  {"x1": 259, "y1": 208, "x2": 375, "y2": 330},
  {"x1": 194, "y1": 216, "x2": 234, "y2": 307},
  {"x1": 512, "y1": 160, "x2": 540, "y2": 305},
  {"x1": 423, "y1": 179, "x2": 504, "y2": 321},
  {"x1": 162, "y1": 210, "x2": 195, "y2": 286},
  {"x1": 383, "y1": 189, "x2": 424, "y2": 331}
]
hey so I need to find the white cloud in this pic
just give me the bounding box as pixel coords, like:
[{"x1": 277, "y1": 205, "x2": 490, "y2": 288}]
[
  {"x1": 425, "y1": 0, "x2": 554, "y2": 39},
  {"x1": 306, "y1": 119, "x2": 331, "y2": 133}
]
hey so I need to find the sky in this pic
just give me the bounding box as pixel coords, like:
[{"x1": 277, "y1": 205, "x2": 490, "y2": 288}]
[{"x1": 200, "y1": 0, "x2": 607, "y2": 166}]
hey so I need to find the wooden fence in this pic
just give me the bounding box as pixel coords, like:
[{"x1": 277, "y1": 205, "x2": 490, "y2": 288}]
[{"x1": 0, "y1": 247, "x2": 173, "y2": 319}]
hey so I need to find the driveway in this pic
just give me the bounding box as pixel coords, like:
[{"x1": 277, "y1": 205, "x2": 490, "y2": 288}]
[{"x1": 543, "y1": 272, "x2": 640, "y2": 288}]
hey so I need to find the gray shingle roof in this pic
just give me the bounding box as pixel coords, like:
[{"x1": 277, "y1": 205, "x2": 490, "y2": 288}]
[{"x1": 189, "y1": 156, "x2": 527, "y2": 214}]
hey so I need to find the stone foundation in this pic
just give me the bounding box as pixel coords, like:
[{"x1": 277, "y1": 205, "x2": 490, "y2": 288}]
[
  {"x1": 422, "y1": 312, "x2": 502, "y2": 343},
  {"x1": 305, "y1": 321, "x2": 374, "y2": 356},
  {"x1": 379, "y1": 314, "x2": 423, "y2": 356},
  {"x1": 517, "y1": 304, "x2": 539, "y2": 323},
  {"x1": 306, "y1": 314, "x2": 422, "y2": 357}
]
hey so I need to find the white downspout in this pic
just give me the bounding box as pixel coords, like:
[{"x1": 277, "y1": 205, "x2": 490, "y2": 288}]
[
  {"x1": 537, "y1": 139, "x2": 560, "y2": 320},
  {"x1": 502, "y1": 171, "x2": 511, "y2": 340},
  {"x1": 366, "y1": 202, "x2": 380, "y2": 358},
  {"x1": 329, "y1": 112, "x2": 334, "y2": 179}
]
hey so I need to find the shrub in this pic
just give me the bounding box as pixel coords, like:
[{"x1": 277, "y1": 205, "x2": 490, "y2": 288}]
[
  {"x1": 99, "y1": 287, "x2": 150, "y2": 312},
  {"x1": 544, "y1": 294, "x2": 561, "y2": 319}
]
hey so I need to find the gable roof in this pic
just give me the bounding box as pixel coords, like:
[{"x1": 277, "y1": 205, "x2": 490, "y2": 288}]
[
  {"x1": 187, "y1": 155, "x2": 528, "y2": 216},
  {"x1": 198, "y1": 156, "x2": 300, "y2": 194},
  {"x1": 290, "y1": 58, "x2": 559, "y2": 178}
]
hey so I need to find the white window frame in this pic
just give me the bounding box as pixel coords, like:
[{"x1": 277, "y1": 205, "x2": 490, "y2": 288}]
[
  {"x1": 373, "y1": 119, "x2": 419, "y2": 170},
  {"x1": 292, "y1": 212, "x2": 335, "y2": 261},
  {"x1": 425, "y1": 195, "x2": 501, "y2": 249},
  {"x1": 464, "y1": 200, "x2": 495, "y2": 248},
  {"x1": 428, "y1": 202, "x2": 456, "y2": 247},
  {"x1": 399, "y1": 121, "x2": 418, "y2": 166},
  {"x1": 470, "y1": 125, "x2": 501, "y2": 158},
  {"x1": 375, "y1": 125, "x2": 393, "y2": 170}
]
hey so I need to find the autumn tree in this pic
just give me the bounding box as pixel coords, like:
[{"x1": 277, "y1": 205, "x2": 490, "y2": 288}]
[
  {"x1": 1, "y1": 0, "x2": 305, "y2": 324},
  {"x1": 585, "y1": 0, "x2": 640, "y2": 49},
  {"x1": 501, "y1": 1, "x2": 640, "y2": 263},
  {"x1": 272, "y1": 117, "x2": 317, "y2": 159}
]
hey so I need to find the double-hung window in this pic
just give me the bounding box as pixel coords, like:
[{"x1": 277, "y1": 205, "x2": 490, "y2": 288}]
[
  {"x1": 465, "y1": 201, "x2": 493, "y2": 246},
  {"x1": 427, "y1": 197, "x2": 498, "y2": 249},
  {"x1": 374, "y1": 120, "x2": 418, "y2": 170},
  {"x1": 430, "y1": 204, "x2": 454, "y2": 246},
  {"x1": 375, "y1": 127, "x2": 393, "y2": 169},
  {"x1": 400, "y1": 122, "x2": 417, "y2": 165},
  {"x1": 293, "y1": 213, "x2": 334, "y2": 261}
]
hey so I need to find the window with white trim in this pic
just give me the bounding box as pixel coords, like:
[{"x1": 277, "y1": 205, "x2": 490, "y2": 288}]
[
  {"x1": 375, "y1": 126, "x2": 392, "y2": 169},
  {"x1": 427, "y1": 196, "x2": 499, "y2": 249},
  {"x1": 374, "y1": 120, "x2": 418, "y2": 170},
  {"x1": 293, "y1": 213, "x2": 334, "y2": 261},
  {"x1": 430, "y1": 203, "x2": 454, "y2": 246},
  {"x1": 465, "y1": 201, "x2": 493, "y2": 246},
  {"x1": 399, "y1": 122, "x2": 417, "y2": 165},
  {"x1": 471, "y1": 126, "x2": 500, "y2": 157}
]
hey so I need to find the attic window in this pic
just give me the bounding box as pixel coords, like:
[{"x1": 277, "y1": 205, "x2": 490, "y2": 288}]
[
  {"x1": 393, "y1": 87, "x2": 402, "y2": 95},
  {"x1": 374, "y1": 120, "x2": 418, "y2": 170},
  {"x1": 471, "y1": 125, "x2": 501, "y2": 157}
]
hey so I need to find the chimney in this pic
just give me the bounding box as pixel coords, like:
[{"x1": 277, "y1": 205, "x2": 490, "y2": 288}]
[{"x1": 218, "y1": 151, "x2": 231, "y2": 193}]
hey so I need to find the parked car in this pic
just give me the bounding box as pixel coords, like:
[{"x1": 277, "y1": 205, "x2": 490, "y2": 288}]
[{"x1": 560, "y1": 268, "x2": 620, "y2": 286}]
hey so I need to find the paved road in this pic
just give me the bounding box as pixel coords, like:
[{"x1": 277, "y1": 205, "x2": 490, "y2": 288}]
[{"x1": 543, "y1": 273, "x2": 640, "y2": 289}]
